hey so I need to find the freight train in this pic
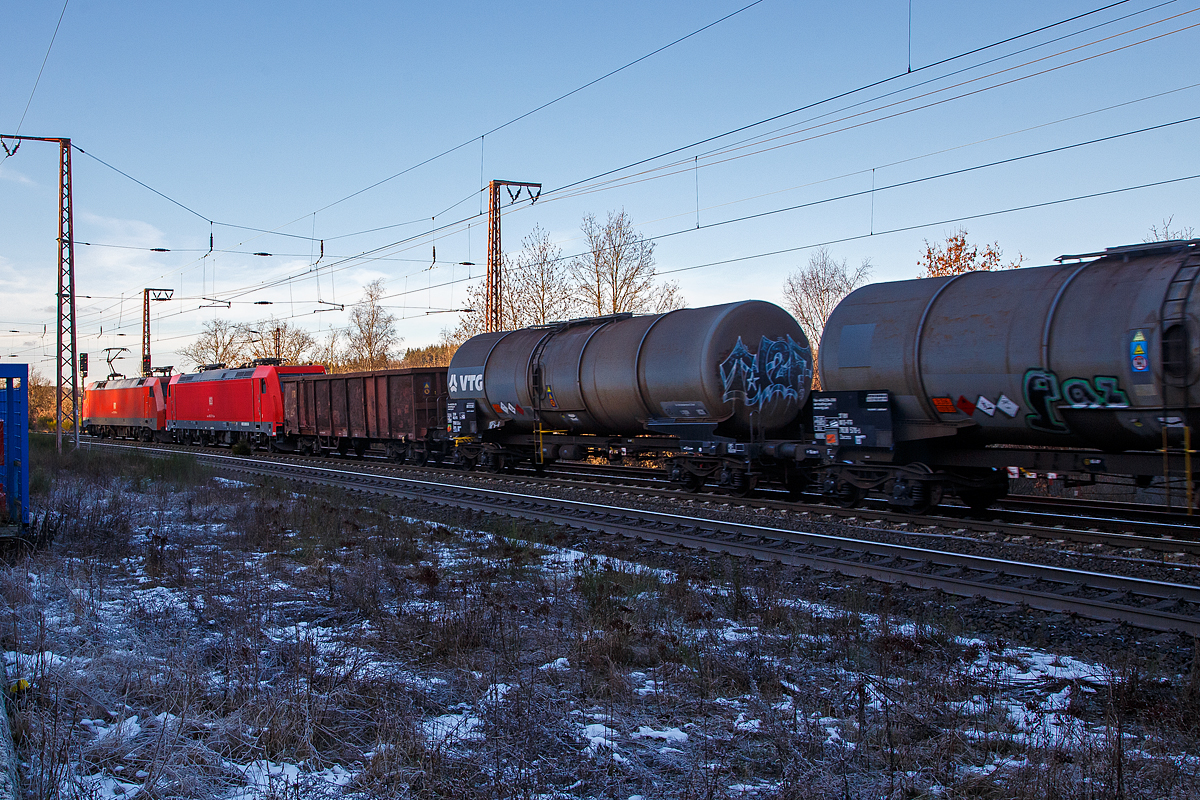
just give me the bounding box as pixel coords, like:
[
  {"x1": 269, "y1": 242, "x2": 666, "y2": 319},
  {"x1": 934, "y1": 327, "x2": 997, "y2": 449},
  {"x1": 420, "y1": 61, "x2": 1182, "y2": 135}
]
[{"x1": 82, "y1": 239, "x2": 1200, "y2": 513}]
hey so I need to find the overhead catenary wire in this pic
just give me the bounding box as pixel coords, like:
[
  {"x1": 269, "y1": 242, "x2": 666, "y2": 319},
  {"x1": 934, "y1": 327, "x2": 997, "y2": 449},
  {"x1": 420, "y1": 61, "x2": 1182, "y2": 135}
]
[
  {"x1": 68, "y1": 87, "x2": 1200, "y2": 337},
  {"x1": 543, "y1": 0, "x2": 1146, "y2": 197},
  {"x1": 54, "y1": 0, "x2": 1172, "y2": 334},
  {"x1": 656, "y1": 172, "x2": 1200, "y2": 278},
  {"x1": 70, "y1": 77, "x2": 1200, "y2": 288},
  {"x1": 14, "y1": 2, "x2": 1193, "y2": 345},
  {"x1": 129, "y1": 15, "x2": 1195, "y2": 320},
  {"x1": 66, "y1": 0, "x2": 771, "y2": 267},
  {"x1": 693, "y1": 0, "x2": 1181, "y2": 163},
  {"x1": 13, "y1": 166, "x2": 1195, "y2": 361},
  {"x1": 545, "y1": 6, "x2": 1200, "y2": 204},
  {"x1": 64, "y1": 0, "x2": 1153, "y2": 304},
  {"x1": 299, "y1": 0, "x2": 769, "y2": 219},
  {"x1": 11, "y1": 0, "x2": 69, "y2": 137}
]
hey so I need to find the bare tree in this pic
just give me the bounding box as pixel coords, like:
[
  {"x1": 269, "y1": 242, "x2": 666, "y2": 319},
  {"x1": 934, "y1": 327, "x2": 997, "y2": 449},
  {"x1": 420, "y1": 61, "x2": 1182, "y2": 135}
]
[
  {"x1": 917, "y1": 227, "x2": 1023, "y2": 278},
  {"x1": 240, "y1": 318, "x2": 316, "y2": 365},
  {"x1": 455, "y1": 278, "x2": 511, "y2": 341},
  {"x1": 314, "y1": 327, "x2": 346, "y2": 373},
  {"x1": 651, "y1": 280, "x2": 687, "y2": 313},
  {"x1": 452, "y1": 226, "x2": 576, "y2": 342},
  {"x1": 344, "y1": 279, "x2": 400, "y2": 371},
  {"x1": 782, "y1": 247, "x2": 871, "y2": 390},
  {"x1": 1146, "y1": 216, "x2": 1195, "y2": 242},
  {"x1": 178, "y1": 319, "x2": 248, "y2": 369},
  {"x1": 569, "y1": 210, "x2": 680, "y2": 315},
  {"x1": 450, "y1": 213, "x2": 685, "y2": 342},
  {"x1": 508, "y1": 225, "x2": 576, "y2": 326}
]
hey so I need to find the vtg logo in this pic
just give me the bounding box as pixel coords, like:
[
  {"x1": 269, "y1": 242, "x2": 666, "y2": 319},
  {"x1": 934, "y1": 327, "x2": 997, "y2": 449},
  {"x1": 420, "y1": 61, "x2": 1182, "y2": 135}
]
[{"x1": 449, "y1": 372, "x2": 484, "y2": 394}]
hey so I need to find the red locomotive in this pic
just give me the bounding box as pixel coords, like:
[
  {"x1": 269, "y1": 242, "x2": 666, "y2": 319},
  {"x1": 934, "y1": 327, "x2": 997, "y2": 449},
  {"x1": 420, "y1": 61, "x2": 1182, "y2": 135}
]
[
  {"x1": 167, "y1": 363, "x2": 325, "y2": 447},
  {"x1": 82, "y1": 376, "x2": 169, "y2": 441}
]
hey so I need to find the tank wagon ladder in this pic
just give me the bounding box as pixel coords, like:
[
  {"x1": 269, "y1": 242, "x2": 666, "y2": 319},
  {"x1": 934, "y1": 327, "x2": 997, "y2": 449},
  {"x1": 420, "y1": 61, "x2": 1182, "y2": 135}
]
[
  {"x1": 1159, "y1": 246, "x2": 1200, "y2": 513},
  {"x1": 527, "y1": 326, "x2": 557, "y2": 466},
  {"x1": 524, "y1": 313, "x2": 632, "y2": 467}
]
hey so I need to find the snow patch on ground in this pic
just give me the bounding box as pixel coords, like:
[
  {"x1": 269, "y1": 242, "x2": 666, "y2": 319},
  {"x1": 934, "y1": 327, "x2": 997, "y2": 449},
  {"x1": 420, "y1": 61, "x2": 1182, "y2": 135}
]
[{"x1": 631, "y1": 725, "x2": 687, "y2": 743}]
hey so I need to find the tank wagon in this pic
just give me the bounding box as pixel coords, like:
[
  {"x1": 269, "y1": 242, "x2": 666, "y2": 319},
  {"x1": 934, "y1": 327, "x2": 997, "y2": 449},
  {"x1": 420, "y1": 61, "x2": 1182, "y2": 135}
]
[
  {"x1": 816, "y1": 238, "x2": 1200, "y2": 509},
  {"x1": 447, "y1": 300, "x2": 814, "y2": 491},
  {"x1": 82, "y1": 376, "x2": 169, "y2": 441}
]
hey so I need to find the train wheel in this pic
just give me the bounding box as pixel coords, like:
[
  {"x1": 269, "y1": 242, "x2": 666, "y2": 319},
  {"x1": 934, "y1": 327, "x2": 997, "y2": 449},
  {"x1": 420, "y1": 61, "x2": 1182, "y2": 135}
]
[
  {"x1": 409, "y1": 445, "x2": 428, "y2": 467},
  {"x1": 908, "y1": 481, "x2": 943, "y2": 515},
  {"x1": 831, "y1": 479, "x2": 865, "y2": 508},
  {"x1": 670, "y1": 472, "x2": 703, "y2": 493},
  {"x1": 719, "y1": 467, "x2": 755, "y2": 498},
  {"x1": 668, "y1": 462, "x2": 701, "y2": 492},
  {"x1": 727, "y1": 471, "x2": 754, "y2": 498},
  {"x1": 353, "y1": 440, "x2": 367, "y2": 459},
  {"x1": 484, "y1": 454, "x2": 503, "y2": 473}
]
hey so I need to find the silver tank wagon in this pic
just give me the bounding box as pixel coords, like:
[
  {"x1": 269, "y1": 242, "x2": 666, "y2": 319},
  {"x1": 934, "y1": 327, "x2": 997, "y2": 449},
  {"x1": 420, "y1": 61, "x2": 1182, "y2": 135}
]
[
  {"x1": 820, "y1": 240, "x2": 1200, "y2": 452},
  {"x1": 448, "y1": 300, "x2": 813, "y2": 440}
]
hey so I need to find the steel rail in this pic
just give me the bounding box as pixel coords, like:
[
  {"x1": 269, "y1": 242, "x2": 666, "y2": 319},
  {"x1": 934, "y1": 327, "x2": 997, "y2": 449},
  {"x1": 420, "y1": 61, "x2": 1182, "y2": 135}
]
[
  {"x1": 77, "y1": 438, "x2": 1200, "y2": 558},
  {"x1": 102, "y1": 442, "x2": 1200, "y2": 636}
]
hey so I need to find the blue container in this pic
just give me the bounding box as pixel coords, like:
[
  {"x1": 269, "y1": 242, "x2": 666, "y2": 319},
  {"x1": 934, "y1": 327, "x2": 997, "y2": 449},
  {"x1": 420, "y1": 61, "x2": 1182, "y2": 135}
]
[{"x1": 0, "y1": 364, "x2": 30, "y2": 528}]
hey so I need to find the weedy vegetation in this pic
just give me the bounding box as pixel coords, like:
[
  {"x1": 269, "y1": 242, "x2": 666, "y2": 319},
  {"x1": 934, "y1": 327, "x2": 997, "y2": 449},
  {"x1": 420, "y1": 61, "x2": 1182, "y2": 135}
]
[{"x1": 1, "y1": 438, "x2": 1198, "y2": 798}]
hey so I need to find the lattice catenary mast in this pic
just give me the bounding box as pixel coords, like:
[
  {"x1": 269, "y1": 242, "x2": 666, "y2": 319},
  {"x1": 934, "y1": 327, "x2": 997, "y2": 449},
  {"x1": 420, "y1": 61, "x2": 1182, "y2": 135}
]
[
  {"x1": 485, "y1": 180, "x2": 541, "y2": 333},
  {"x1": 142, "y1": 288, "x2": 174, "y2": 375},
  {"x1": 1, "y1": 134, "x2": 79, "y2": 452}
]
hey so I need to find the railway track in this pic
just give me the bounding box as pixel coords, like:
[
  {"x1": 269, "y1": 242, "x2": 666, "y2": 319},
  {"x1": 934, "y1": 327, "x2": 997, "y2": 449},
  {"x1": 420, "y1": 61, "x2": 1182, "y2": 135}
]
[
  {"x1": 87, "y1": 440, "x2": 1200, "y2": 635},
  {"x1": 78, "y1": 437, "x2": 1200, "y2": 558}
]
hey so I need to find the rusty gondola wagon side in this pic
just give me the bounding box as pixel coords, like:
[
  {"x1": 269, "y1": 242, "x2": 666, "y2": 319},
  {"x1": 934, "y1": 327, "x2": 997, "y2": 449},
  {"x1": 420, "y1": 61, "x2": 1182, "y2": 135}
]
[{"x1": 277, "y1": 367, "x2": 450, "y2": 461}]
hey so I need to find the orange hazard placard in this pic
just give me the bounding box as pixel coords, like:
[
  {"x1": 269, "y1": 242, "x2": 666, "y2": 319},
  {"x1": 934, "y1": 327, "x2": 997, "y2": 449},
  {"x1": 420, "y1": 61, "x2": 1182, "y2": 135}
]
[{"x1": 931, "y1": 397, "x2": 957, "y2": 414}]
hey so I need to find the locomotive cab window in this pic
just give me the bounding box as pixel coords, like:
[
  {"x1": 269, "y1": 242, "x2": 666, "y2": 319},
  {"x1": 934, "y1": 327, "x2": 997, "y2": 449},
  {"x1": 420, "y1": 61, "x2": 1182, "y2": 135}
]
[{"x1": 260, "y1": 379, "x2": 267, "y2": 394}]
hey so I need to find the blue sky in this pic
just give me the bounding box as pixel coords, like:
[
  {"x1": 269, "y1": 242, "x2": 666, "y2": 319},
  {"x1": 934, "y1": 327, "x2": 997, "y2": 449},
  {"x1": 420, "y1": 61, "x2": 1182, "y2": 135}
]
[{"x1": 2, "y1": 0, "x2": 1198, "y2": 372}]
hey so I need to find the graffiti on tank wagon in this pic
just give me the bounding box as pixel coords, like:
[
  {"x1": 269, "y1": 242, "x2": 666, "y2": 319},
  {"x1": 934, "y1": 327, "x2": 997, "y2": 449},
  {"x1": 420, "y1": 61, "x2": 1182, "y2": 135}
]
[
  {"x1": 1021, "y1": 369, "x2": 1130, "y2": 434},
  {"x1": 720, "y1": 335, "x2": 813, "y2": 408}
]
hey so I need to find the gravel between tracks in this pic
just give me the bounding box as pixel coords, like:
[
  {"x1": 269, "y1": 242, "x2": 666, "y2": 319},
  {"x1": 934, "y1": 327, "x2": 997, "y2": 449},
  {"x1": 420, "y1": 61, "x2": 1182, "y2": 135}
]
[{"x1": 323, "y1": 459, "x2": 1200, "y2": 588}]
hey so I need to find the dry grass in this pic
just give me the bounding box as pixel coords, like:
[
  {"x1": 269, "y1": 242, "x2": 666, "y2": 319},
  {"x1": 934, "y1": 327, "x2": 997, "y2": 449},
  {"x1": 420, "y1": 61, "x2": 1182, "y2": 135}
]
[{"x1": 3, "y1": 445, "x2": 1199, "y2": 798}]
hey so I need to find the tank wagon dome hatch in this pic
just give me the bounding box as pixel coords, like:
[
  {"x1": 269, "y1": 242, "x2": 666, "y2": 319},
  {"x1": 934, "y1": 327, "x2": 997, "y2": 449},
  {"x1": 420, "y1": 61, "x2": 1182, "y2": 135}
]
[
  {"x1": 819, "y1": 238, "x2": 1200, "y2": 452},
  {"x1": 448, "y1": 300, "x2": 813, "y2": 440}
]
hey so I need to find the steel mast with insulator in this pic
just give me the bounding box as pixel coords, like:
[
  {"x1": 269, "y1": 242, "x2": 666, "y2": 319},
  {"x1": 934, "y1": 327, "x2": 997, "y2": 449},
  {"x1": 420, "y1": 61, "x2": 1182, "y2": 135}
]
[
  {"x1": 1, "y1": 134, "x2": 79, "y2": 452},
  {"x1": 142, "y1": 288, "x2": 174, "y2": 375},
  {"x1": 485, "y1": 180, "x2": 540, "y2": 332}
]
